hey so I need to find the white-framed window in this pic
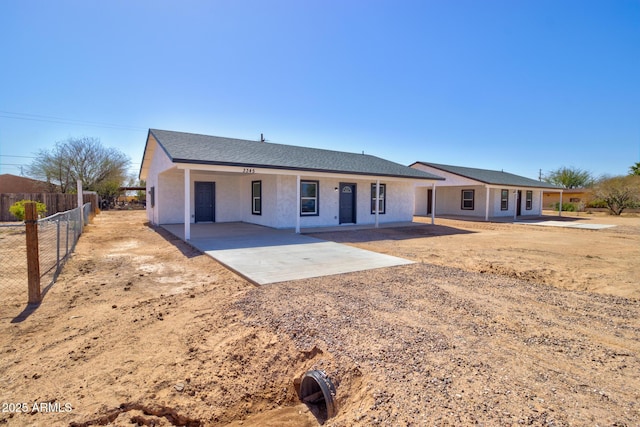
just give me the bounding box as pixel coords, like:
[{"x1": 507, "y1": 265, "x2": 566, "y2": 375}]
[
  {"x1": 461, "y1": 189, "x2": 474, "y2": 210},
  {"x1": 252, "y1": 180, "x2": 261, "y2": 215},
  {"x1": 526, "y1": 191, "x2": 533, "y2": 210},
  {"x1": 501, "y1": 189, "x2": 509, "y2": 210},
  {"x1": 371, "y1": 183, "x2": 386, "y2": 214},
  {"x1": 300, "y1": 180, "x2": 319, "y2": 216}
]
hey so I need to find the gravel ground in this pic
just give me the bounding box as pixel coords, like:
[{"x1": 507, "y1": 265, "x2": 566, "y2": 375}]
[{"x1": 237, "y1": 263, "x2": 640, "y2": 426}]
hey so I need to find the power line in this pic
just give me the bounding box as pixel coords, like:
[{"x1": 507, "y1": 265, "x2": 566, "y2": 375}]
[
  {"x1": 0, "y1": 110, "x2": 147, "y2": 132},
  {"x1": 0, "y1": 154, "x2": 36, "y2": 159}
]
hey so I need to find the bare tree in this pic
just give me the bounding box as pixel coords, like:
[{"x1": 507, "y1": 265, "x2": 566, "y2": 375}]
[
  {"x1": 28, "y1": 137, "x2": 130, "y2": 196},
  {"x1": 592, "y1": 175, "x2": 640, "y2": 215}
]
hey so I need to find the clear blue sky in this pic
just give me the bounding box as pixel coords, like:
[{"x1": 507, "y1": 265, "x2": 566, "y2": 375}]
[{"x1": 1, "y1": 0, "x2": 638, "y2": 181}]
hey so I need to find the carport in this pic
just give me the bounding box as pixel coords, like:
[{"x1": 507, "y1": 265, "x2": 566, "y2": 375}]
[{"x1": 162, "y1": 222, "x2": 413, "y2": 285}]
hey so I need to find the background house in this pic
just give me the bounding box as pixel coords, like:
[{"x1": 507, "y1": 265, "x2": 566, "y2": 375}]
[
  {"x1": 139, "y1": 129, "x2": 444, "y2": 239},
  {"x1": 543, "y1": 188, "x2": 591, "y2": 211},
  {"x1": 411, "y1": 162, "x2": 562, "y2": 221},
  {"x1": 0, "y1": 174, "x2": 53, "y2": 193}
]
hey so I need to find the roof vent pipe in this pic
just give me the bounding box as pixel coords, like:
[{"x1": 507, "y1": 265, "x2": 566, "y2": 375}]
[{"x1": 261, "y1": 133, "x2": 265, "y2": 142}]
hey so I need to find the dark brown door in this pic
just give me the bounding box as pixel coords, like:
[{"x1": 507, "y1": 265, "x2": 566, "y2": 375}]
[
  {"x1": 517, "y1": 190, "x2": 522, "y2": 216},
  {"x1": 195, "y1": 181, "x2": 215, "y2": 222},
  {"x1": 339, "y1": 183, "x2": 356, "y2": 224}
]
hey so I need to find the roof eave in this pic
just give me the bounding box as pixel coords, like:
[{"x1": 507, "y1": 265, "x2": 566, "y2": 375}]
[{"x1": 172, "y1": 158, "x2": 444, "y2": 181}]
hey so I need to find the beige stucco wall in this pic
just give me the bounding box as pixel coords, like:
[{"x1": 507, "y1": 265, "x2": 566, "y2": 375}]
[{"x1": 543, "y1": 190, "x2": 590, "y2": 209}]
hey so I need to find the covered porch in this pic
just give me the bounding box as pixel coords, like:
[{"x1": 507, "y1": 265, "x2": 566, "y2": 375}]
[{"x1": 153, "y1": 163, "x2": 424, "y2": 240}]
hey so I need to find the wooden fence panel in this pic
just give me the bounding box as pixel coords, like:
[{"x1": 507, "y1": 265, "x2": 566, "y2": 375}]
[{"x1": 0, "y1": 193, "x2": 98, "y2": 221}]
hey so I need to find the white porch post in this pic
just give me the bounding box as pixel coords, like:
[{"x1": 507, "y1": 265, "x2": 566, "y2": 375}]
[
  {"x1": 485, "y1": 186, "x2": 490, "y2": 221},
  {"x1": 558, "y1": 191, "x2": 563, "y2": 217},
  {"x1": 295, "y1": 175, "x2": 301, "y2": 233},
  {"x1": 431, "y1": 182, "x2": 436, "y2": 225},
  {"x1": 375, "y1": 179, "x2": 380, "y2": 228},
  {"x1": 540, "y1": 191, "x2": 544, "y2": 215},
  {"x1": 184, "y1": 168, "x2": 191, "y2": 240}
]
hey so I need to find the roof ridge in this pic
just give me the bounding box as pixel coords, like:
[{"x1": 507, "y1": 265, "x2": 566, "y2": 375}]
[
  {"x1": 150, "y1": 128, "x2": 262, "y2": 144},
  {"x1": 150, "y1": 128, "x2": 385, "y2": 161}
]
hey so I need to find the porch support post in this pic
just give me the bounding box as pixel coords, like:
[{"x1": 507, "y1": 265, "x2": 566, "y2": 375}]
[
  {"x1": 375, "y1": 179, "x2": 380, "y2": 228},
  {"x1": 431, "y1": 182, "x2": 436, "y2": 225},
  {"x1": 295, "y1": 175, "x2": 301, "y2": 233},
  {"x1": 558, "y1": 191, "x2": 563, "y2": 217},
  {"x1": 184, "y1": 168, "x2": 191, "y2": 240},
  {"x1": 484, "y1": 186, "x2": 490, "y2": 221},
  {"x1": 540, "y1": 191, "x2": 544, "y2": 215}
]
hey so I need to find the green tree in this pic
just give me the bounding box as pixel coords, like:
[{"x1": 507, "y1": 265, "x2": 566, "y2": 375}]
[
  {"x1": 630, "y1": 162, "x2": 640, "y2": 176},
  {"x1": 9, "y1": 200, "x2": 47, "y2": 221},
  {"x1": 134, "y1": 179, "x2": 146, "y2": 203},
  {"x1": 543, "y1": 167, "x2": 593, "y2": 189},
  {"x1": 28, "y1": 137, "x2": 130, "y2": 198},
  {"x1": 95, "y1": 179, "x2": 122, "y2": 208},
  {"x1": 592, "y1": 175, "x2": 640, "y2": 215}
]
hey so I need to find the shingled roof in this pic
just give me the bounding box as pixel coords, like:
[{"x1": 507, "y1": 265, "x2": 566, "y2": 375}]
[
  {"x1": 146, "y1": 129, "x2": 444, "y2": 180},
  {"x1": 411, "y1": 162, "x2": 561, "y2": 189}
]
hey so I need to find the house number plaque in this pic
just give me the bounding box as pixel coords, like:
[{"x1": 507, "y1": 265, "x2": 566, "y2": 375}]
[{"x1": 242, "y1": 168, "x2": 256, "y2": 174}]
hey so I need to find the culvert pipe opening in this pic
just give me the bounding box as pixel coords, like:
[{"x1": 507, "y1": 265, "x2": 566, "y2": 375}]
[{"x1": 299, "y1": 370, "x2": 337, "y2": 421}]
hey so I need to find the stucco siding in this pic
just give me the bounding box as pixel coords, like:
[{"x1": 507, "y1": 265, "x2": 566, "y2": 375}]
[
  {"x1": 412, "y1": 164, "x2": 476, "y2": 186},
  {"x1": 435, "y1": 185, "x2": 486, "y2": 216},
  {"x1": 377, "y1": 181, "x2": 415, "y2": 222},
  {"x1": 239, "y1": 174, "x2": 280, "y2": 227},
  {"x1": 144, "y1": 137, "x2": 175, "y2": 224},
  {"x1": 157, "y1": 172, "x2": 184, "y2": 224}
]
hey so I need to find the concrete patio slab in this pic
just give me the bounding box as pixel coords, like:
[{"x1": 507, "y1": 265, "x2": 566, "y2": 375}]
[
  {"x1": 515, "y1": 220, "x2": 616, "y2": 230},
  {"x1": 161, "y1": 222, "x2": 413, "y2": 285}
]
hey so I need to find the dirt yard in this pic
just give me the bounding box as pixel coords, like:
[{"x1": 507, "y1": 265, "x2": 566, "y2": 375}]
[{"x1": 0, "y1": 210, "x2": 638, "y2": 426}]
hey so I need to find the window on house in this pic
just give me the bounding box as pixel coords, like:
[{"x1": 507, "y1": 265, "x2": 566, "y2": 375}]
[
  {"x1": 300, "y1": 180, "x2": 319, "y2": 216},
  {"x1": 526, "y1": 191, "x2": 533, "y2": 210},
  {"x1": 461, "y1": 189, "x2": 474, "y2": 210},
  {"x1": 252, "y1": 180, "x2": 261, "y2": 215},
  {"x1": 150, "y1": 187, "x2": 155, "y2": 208},
  {"x1": 569, "y1": 197, "x2": 580, "y2": 203},
  {"x1": 501, "y1": 189, "x2": 509, "y2": 210},
  {"x1": 371, "y1": 183, "x2": 386, "y2": 214}
]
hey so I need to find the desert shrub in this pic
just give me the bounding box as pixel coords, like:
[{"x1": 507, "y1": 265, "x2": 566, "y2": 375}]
[
  {"x1": 9, "y1": 200, "x2": 47, "y2": 221},
  {"x1": 587, "y1": 199, "x2": 608, "y2": 209},
  {"x1": 552, "y1": 202, "x2": 576, "y2": 212}
]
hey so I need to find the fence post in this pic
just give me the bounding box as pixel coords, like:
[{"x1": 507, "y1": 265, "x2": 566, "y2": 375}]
[
  {"x1": 56, "y1": 219, "x2": 61, "y2": 277},
  {"x1": 25, "y1": 202, "x2": 41, "y2": 304},
  {"x1": 77, "y1": 179, "x2": 84, "y2": 229}
]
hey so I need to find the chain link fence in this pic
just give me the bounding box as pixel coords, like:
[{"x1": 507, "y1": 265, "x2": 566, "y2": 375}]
[
  {"x1": 0, "y1": 222, "x2": 27, "y2": 315},
  {"x1": 0, "y1": 203, "x2": 91, "y2": 318}
]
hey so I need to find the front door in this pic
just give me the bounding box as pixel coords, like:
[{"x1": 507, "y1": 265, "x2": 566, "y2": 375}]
[
  {"x1": 427, "y1": 189, "x2": 433, "y2": 215},
  {"x1": 195, "y1": 181, "x2": 215, "y2": 222},
  {"x1": 516, "y1": 190, "x2": 522, "y2": 216},
  {"x1": 339, "y1": 183, "x2": 356, "y2": 224}
]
